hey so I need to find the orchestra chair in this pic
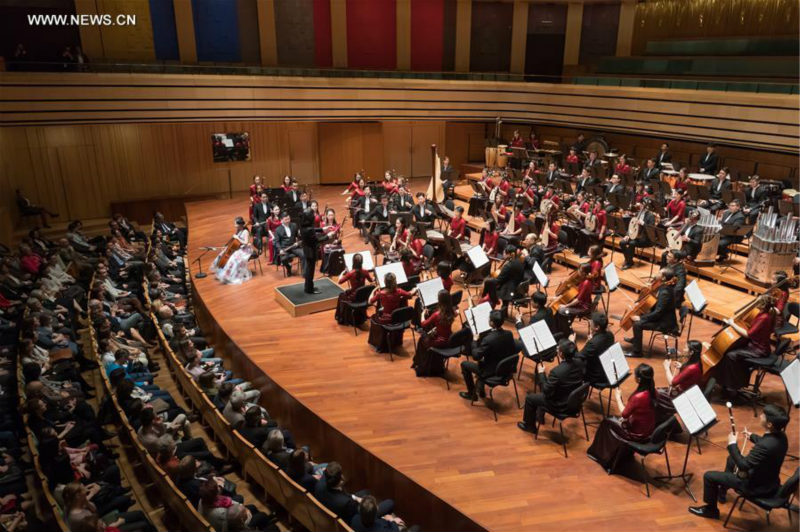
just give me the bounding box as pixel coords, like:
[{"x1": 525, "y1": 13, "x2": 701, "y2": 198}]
[
  {"x1": 428, "y1": 327, "x2": 473, "y2": 390},
  {"x1": 534, "y1": 382, "x2": 591, "y2": 458},
  {"x1": 589, "y1": 371, "x2": 631, "y2": 419},
  {"x1": 450, "y1": 289, "x2": 465, "y2": 325},
  {"x1": 517, "y1": 340, "x2": 559, "y2": 383},
  {"x1": 744, "y1": 338, "x2": 796, "y2": 413},
  {"x1": 647, "y1": 305, "x2": 689, "y2": 356},
  {"x1": 723, "y1": 468, "x2": 799, "y2": 529},
  {"x1": 574, "y1": 293, "x2": 604, "y2": 337},
  {"x1": 248, "y1": 249, "x2": 264, "y2": 276},
  {"x1": 380, "y1": 306, "x2": 417, "y2": 361},
  {"x1": 471, "y1": 354, "x2": 522, "y2": 421},
  {"x1": 624, "y1": 415, "x2": 680, "y2": 498},
  {"x1": 341, "y1": 285, "x2": 374, "y2": 336},
  {"x1": 510, "y1": 280, "x2": 532, "y2": 315}
]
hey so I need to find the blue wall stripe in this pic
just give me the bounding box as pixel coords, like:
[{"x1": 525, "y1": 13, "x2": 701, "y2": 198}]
[
  {"x1": 191, "y1": 0, "x2": 241, "y2": 62},
  {"x1": 149, "y1": 0, "x2": 179, "y2": 61}
]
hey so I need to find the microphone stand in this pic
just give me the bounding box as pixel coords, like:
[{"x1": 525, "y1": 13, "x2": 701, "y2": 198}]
[{"x1": 194, "y1": 247, "x2": 215, "y2": 279}]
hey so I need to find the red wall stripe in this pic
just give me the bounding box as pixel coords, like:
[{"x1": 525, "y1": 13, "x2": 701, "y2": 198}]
[
  {"x1": 410, "y1": 0, "x2": 444, "y2": 71},
  {"x1": 345, "y1": 0, "x2": 396, "y2": 70},
  {"x1": 313, "y1": 0, "x2": 332, "y2": 67}
]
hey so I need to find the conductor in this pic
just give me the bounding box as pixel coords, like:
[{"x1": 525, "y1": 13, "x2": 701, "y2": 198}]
[{"x1": 301, "y1": 209, "x2": 330, "y2": 294}]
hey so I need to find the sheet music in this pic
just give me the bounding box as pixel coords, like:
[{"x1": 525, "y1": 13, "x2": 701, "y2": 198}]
[
  {"x1": 673, "y1": 385, "x2": 717, "y2": 435},
  {"x1": 685, "y1": 280, "x2": 707, "y2": 313},
  {"x1": 604, "y1": 263, "x2": 620, "y2": 292},
  {"x1": 781, "y1": 358, "x2": 800, "y2": 407},
  {"x1": 599, "y1": 343, "x2": 630, "y2": 385},
  {"x1": 417, "y1": 277, "x2": 445, "y2": 307},
  {"x1": 532, "y1": 261, "x2": 549, "y2": 287},
  {"x1": 466, "y1": 245, "x2": 489, "y2": 269},
  {"x1": 222, "y1": 138, "x2": 234, "y2": 148},
  {"x1": 374, "y1": 262, "x2": 408, "y2": 288},
  {"x1": 463, "y1": 302, "x2": 492, "y2": 335},
  {"x1": 518, "y1": 320, "x2": 556, "y2": 355},
  {"x1": 344, "y1": 250, "x2": 375, "y2": 271}
]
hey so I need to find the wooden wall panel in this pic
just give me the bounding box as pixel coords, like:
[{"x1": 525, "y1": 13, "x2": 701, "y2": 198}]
[
  {"x1": 382, "y1": 121, "x2": 413, "y2": 177},
  {"x1": 410, "y1": 121, "x2": 445, "y2": 177},
  {"x1": 318, "y1": 122, "x2": 384, "y2": 184}
]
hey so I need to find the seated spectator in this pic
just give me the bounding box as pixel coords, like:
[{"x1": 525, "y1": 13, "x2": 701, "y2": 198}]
[
  {"x1": 197, "y1": 478, "x2": 274, "y2": 532},
  {"x1": 314, "y1": 462, "x2": 394, "y2": 523}
]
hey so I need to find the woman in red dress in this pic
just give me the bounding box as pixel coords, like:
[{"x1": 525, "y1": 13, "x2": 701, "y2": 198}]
[
  {"x1": 588, "y1": 244, "x2": 605, "y2": 292},
  {"x1": 448, "y1": 206, "x2": 467, "y2": 241},
  {"x1": 655, "y1": 340, "x2": 704, "y2": 424},
  {"x1": 673, "y1": 167, "x2": 690, "y2": 193},
  {"x1": 368, "y1": 273, "x2": 416, "y2": 352},
  {"x1": 406, "y1": 225, "x2": 426, "y2": 271},
  {"x1": 320, "y1": 208, "x2": 342, "y2": 274},
  {"x1": 280, "y1": 175, "x2": 292, "y2": 193},
  {"x1": 587, "y1": 363, "x2": 657, "y2": 473},
  {"x1": 664, "y1": 188, "x2": 687, "y2": 227},
  {"x1": 614, "y1": 154, "x2": 631, "y2": 178},
  {"x1": 413, "y1": 290, "x2": 457, "y2": 376},
  {"x1": 482, "y1": 220, "x2": 500, "y2": 258},
  {"x1": 436, "y1": 261, "x2": 454, "y2": 292},
  {"x1": 335, "y1": 252, "x2": 374, "y2": 326},
  {"x1": 266, "y1": 205, "x2": 283, "y2": 264}
]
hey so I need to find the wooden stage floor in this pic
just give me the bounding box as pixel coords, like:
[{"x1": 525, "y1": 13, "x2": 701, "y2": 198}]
[{"x1": 186, "y1": 188, "x2": 797, "y2": 532}]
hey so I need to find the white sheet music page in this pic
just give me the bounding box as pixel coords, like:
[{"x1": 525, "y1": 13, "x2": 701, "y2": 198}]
[
  {"x1": 604, "y1": 263, "x2": 620, "y2": 292},
  {"x1": 781, "y1": 358, "x2": 800, "y2": 407},
  {"x1": 374, "y1": 262, "x2": 408, "y2": 288},
  {"x1": 416, "y1": 277, "x2": 445, "y2": 307},
  {"x1": 533, "y1": 261, "x2": 549, "y2": 287},
  {"x1": 599, "y1": 343, "x2": 630, "y2": 385},
  {"x1": 673, "y1": 385, "x2": 716, "y2": 434},
  {"x1": 530, "y1": 320, "x2": 556, "y2": 351},
  {"x1": 685, "y1": 280, "x2": 707, "y2": 313},
  {"x1": 463, "y1": 302, "x2": 492, "y2": 334},
  {"x1": 466, "y1": 245, "x2": 490, "y2": 269},
  {"x1": 344, "y1": 250, "x2": 375, "y2": 271}
]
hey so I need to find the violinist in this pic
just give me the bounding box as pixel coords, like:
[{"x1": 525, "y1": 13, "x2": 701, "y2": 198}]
[
  {"x1": 714, "y1": 295, "x2": 776, "y2": 394},
  {"x1": 623, "y1": 267, "x2": 678, "y2": 358},
  {"x1": 368, "y1": 272, "x2": 417, "y2": 352},
  {"x1": 495, "y1": 245, "x2": 525, "y2": 319},
  {"x1": 578, "y1": 312, "x2": 615, "y2": 386},
  {"x1": 614, "y1": 155, "x2": 631, "y2": 179},
  {"x1": 716, "y1": 199, "x2": 746, "y2": 262},
  {"x1": 621, "y1": 198, "x2": 656, "y2": 270},
  {"x1": 482, "y1": 220, "x2": 500, "y2": 258},
  {"x1": 655, "y1": 340, "x2": 703, "y2": 424},
  {"x1": 663, "y1": 189, "x2": 687, "y2": 227},
  {"x1": 412, "y1": 290, "x2": 457, "y2": 377},
  {"x1": 448, "y1": 206, "x2": 467, "y2": 241},
  {"x1": 335, "y1": 253, "x2": 374, "y2": 326},
  {"x1": 587, "y1": 245, "x2": 605, "y2": 292},
  {"x1": 689, "y1": 405, "x2": 789, "y2": 521},
  {"x1": 555, "y1": 263, "x2": 593, "y2": 337}
]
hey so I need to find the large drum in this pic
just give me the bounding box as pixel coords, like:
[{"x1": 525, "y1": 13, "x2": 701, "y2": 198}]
[
  {"x1": 688, "y1": 173, "x2": 714, "y2": 185},
  {"x1": 496, "y1": 144, "x2": 508, "y2": 168},
  {"x1": 485, "y1": 147, "x2": 497, "y2": 168},
  {"x1": 426, "y1": 230, "x2": 445, "y2": 244}
]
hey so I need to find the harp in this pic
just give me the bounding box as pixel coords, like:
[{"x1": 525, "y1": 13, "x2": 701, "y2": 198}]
[{"x1": 426, "y1": 144, "x2": 444, "y2": 204}]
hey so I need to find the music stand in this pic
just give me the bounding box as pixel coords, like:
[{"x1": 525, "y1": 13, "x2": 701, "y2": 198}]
[
  {"x1": 606, "y1": 215, "x2": 627, "y2": 264},
  {"x1": 644, "y1": 224, "x2": 668, "y2": 279},
  {"x1": 556, "y1": 179, "x2": 573, "y2": 195},
  {"x1": 717, "y1": 225, "x2": 752, "y2": 275},
  {"x1": 608, "y1": 192, "x2": 628, "y2": 213},
  {"x1": 687, "y1": 183, "x2": 710, "y2": 204},
  {"x1": 587, "y1": 184, "x2": 605, "y2": 199},
  {"x1": 390, "y1": 212, "x2": 413, "y2": 228}
]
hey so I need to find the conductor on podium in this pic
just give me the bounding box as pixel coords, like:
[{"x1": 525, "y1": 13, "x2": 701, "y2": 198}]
[{"x1": 301, "y1": 209, "x2": 330, "y2": 294}]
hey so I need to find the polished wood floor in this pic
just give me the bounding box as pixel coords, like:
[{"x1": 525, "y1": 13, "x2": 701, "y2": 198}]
[{"x1": 185, "y1": 184, "x2": 798, "y2": 532}]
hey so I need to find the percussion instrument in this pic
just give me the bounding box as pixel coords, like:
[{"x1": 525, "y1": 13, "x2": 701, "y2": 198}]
[
  {"x1": 497, "y1": 145, "x2": 509, "y2": 168},
  {"x1": 585, "y1": 137, "x2": 609, "y2": 157},
  {"x1": 485, "y1": 147, "x2": 497, "y2": 168},
  {"x1": 694, "y1": 209, "x2": 722, "y2": 265},
  {"x1": 426, "y1": 230, "x2": 445, "y2": 244},
  {"x1": 688, "y1": 173, "x2": 714, "y2": 184},
  {"x1": 745, "y1": 207, "x2": 799, "y2": 285}
]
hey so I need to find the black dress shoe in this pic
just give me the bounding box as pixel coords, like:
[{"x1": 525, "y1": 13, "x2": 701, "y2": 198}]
[
  {"x1": 688, "y1": 505, "x2": 720, "y2": 519},
  {"x1": 625, "y1": 352, "x2": 643, "y2": 358},
  {"x1": 459, "y1": 391, "x2": 477, "y2": 401},
  {"x1": 621, "y1": 263, "x2": 633, "y2": 270},
  {"x1": 517, "y1": 422, "x2": 537, "y2": 434},
  {"x1": 305, "y1": 289, "x2": 322, "y2": 294},
  {"x1": 623, "y1": 337, "x2": 634, "y2": 343}
]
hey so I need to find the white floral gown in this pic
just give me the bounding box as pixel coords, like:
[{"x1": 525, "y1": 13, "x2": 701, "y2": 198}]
[{"x1": 211, "y1": 229, "x2": 253, "y2": 284}]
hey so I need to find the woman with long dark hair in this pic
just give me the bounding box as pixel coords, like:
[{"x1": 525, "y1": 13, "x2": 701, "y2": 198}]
[
  {"x1": 335, "y1": 253, "x2": 374, "y2": 326},
  {"x1": 412, "y1": 290, "x2": 457, "y2": 376},
  {"x1": 367, "y1": 272, "x2": 416, "y2": 352},
  {"x1": 587, "y1": 363, "x2": 657, "y2": 473},
  {"x1": 655, "y1": 340, "x2": 704, "y2": 424}
]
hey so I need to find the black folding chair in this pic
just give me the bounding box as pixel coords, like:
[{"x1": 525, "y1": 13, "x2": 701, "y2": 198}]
[
  {"x1": 626, "y1": 416, "x2": 680, "y2": 497},
  {"x1": 428, "y1": 328, "x2": 473, "y2": 390},
  {"x1": 534, "y1": 382, "x2": 591, "y2": 458},
  {"x1": 723, "y1": 468, "x2": 799, "y2": 528},
  {"x1": 342, "y1": 285, "x2": 374, "y2": 336},
  {"x1": 380, "y1": 306, "x2": 417, "y2": 361},
  {"x1": 472, "y1": 354, "x2": 521, "y2": 421}
]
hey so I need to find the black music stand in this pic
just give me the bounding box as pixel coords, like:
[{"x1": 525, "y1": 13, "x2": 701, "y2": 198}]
[
  {"x1": 687, "y1": 183, "x2": 710, "y2": 204},
  {"x1": 655, "y1": 416, "x2": 717, "y2": 502},
  {"x1": 193, "y1": 247, "x2": 218, "y2": 279},
  {"x1": 555, "y1": 179, "x2": 573, "y2": 195},
  {"x1": 587, "y1": 184, "x2": 605, "y2": 199},
  {"x1": 608, "y1": 192, "x2": 629, "y2": 213},
  {"x1": 644, "y1": 224, "x2": 668, "y2": 279},
  {"x1": 717, "y1": 224, "x2": 752, "y2": 275},
  {"x1": 607, "y1": 215, "x2": 628, "y2": 265}
]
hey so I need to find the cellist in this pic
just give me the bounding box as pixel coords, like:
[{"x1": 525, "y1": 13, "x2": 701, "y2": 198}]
[
  {"x1": 554, "y1": 263, "x2": 594, "y2": 338},
  {"x1": 713, "y1": 295, "x2": 776, "y2": 396},
  {"x1": 623, "y1": 268, "x2": 678, "y2": 358}
]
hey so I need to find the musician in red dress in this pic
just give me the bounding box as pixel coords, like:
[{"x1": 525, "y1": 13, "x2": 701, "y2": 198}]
[
  {"x1": 542, "y1": 214, "x2": 560, "y2": 253},
  {"x1": 412, "y1": 290, "x2": 457, "y2": 376},
  {"x1": 664, "y1": 189, "x2": 687, "y2": 226},
  {"x1": 655, "y1": 340, "x2": 703, "y2": 423},
  {"x1": 265, "y1": 205, "x2": 283, "y2": 264},
  {"x1": 565, "y1": 148, "x2": 580, "y2": 165},
  {"x1": 368, "y1": 273, "x2": 417, "y2": 352},
  {"x1": 588, "y1": 364, "x2": 657, "y2": 472},
  {"x1": 482, "y1": 220, "x2": 500, "y2": 257},
  {"x1": 528, "y1": 131, "x2": 540, "y2": 150},
  {"x1": 673, "y1": 167, "x2": 690, "y2": 193},
  {"x1": 497, "y1": 174, "x2": 512, "y2": 202},
  {"x1": 436, "y1": 261, "x2": 454, "y2": 292},
  {"x1": 335, "y1": 253, "x2": 374, "y2": 326},
  {"x1": 614, "y1": 155, "x2": 631, "y2": 178},
  {"x1": 406, "y1": 225, "x2": 426, "y2": 271},
  {"x1": 588, "y1": 245, "x2": 605, "y2": 292},
  {"x1": 448, "y1": 206, "x2": 467, "y2": 241},
  {"x1": 382, "y1": 171, "x2": 398, "y2": 196},
  {"x1": 281, "y1": 175, "x2": 292, "y2": 193},
  {"x1": 510, "y1": 130, "x2": 525, "y2": 148}
]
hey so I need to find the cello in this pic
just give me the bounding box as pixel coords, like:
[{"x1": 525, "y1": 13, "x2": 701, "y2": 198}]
[
  {"x1": 549, "y1": 266, "x2": 586, "y2": 312},
  {"x1": 617, "y1": 276, "x2": 675, "y2": 331},
  {"x1": 216, "y1": 238, "x2": 241, "y2": 269}
]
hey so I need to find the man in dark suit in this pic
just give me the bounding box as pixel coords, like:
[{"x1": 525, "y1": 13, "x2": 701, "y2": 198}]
[
  {"x1": 689, "y1": 405, "x2": 789, "y2": 520},
  {"x1": 315, "y1": 462, "x2": 394, "y2": 522},
  {"x1": 544, "y1": 162, "x2": 560, "y2": 184},
  {"x1": 661, "y1": 210, "x2": 703, "y2": 264},
  {"x1": 251, "y1": 192, "x2": 271, "y2": 253},
  {"x1": 703, "y1": 169, "x2": 731, "y2": 212},
  {"x1": 295, "y1": 191, "x2": 311, "y2": 211},
  {"x1": 640, "y1": 158, "x2": 660, "y2": 182},
  {"x1": 351, "y1": 496, "x2": 404, "y2": 532},
  {"x1": 621, "y1": 199, "x2": 657, "y2": 270},
  {"x1": 575, "y1": 169, "x2": 598, "y2": 193},
  {"x1": 286, "y1": 181, "x2": 301, "y2": 204},
  {"x1": 517, "y1": 339, "x2": 585, "y2": 434},
  {"x1": 495, "y1": 246, "x2": 525, "y2": 319},
  {"x1": 743, "y1": 175, "x2": 768, "y2": 223},
  {"x1": 698, "y1": 144, "x2": 719, "y2": 174},
  {"x1": 411, "y1": 192, "x2": 435, "y2": 226},
  {"x1": 654, "y1": 142, "x2": 672, "y2": 168},
  {"x1": 301, "y1": 209, "x2": 329, "y2": 294},
  {"x1": 668, "y1": 250, "x2": 688, "y2": 307},
  {"x1": 717, "y1": 200, "x2": 747, "y2": 261},
  {"x1": 366, "y1": 195, "x2": 393, "y2": 239},
  {"x1": 625, "y1": 268, "x2": 678, "y2": 357},
  {"x1": 583, "y1": 151, "x2": 602, "y2": 177},
  {"x1": 577, "y1": 312, "x2": 615, "y2": 386},
  {"x1": 274, "y1": 212, "x2": 304, "y2": 275},
  {"x1": 459, "y1": 310, "x2": 518, "y2": 400},
  {"x1": 390, "y1": 186, "x2": 413, "y2": 212}
]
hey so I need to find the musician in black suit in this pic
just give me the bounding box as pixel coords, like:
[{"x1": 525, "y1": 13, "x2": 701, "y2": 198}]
[
  {"x1": 411, "y1": 192, "x2": 435, "y2": 226},
  {"x1": 654, "y1": 142, "x2": 672, "y2": 168},
  {"x1": 274, "y1": 212, "x2": 304, "y2": 276},
  {"x1": 355, "y1": 187, "x2": 376, "y2": 237},
  {"x1": 578, "y1": 312, "x2": 615, "y2": 385},
  {"x1": 717, "y1": 200, "x2": 747, "y2": 261},
  {"x1": 667, "y1": 250, "x2": 688, "y2": 308},
  {"x1": 366, "y1": 195, "x2": 393, "y2": 238},
  {"x1": 689, "y1": 405, "x2": 789, "y2": 520},
  {"x1": 702, "y1": 169, "x2": 731, "y2": 212},
  {"x1": 390, "y1": 186, "x2": 414, "y2": 212},
  {"x1": 604, "y1": 174, "x2": 626, "y2": 214},
  {"x1": 698, "y1": 144, "x2": 719, "y2": 175},
  {"x1": 573, "y1": 133, "x2": 588, "y2": 153},
  {"x1": 661, "y1": 210, "x2": 703, "y2": 265},
  {"x1": 251, "y1": 192, "x2": 271, "y2": 253},
  {"x1": 459, "y1": 310, "x2": 517, "y2": 400},
  {"x1": 300, "y1": 209, "x2": 330, "y2": 294},
  {"x1": 583, "y1": 151, "x2": 602, "y2": 177},
  {"x1": 517, "y1": 339, "x2": 585, "y2": 434},
  {"x1": 621, "y1": 199, "x2": 656, "y2": 270},
  {"x1": 441, "y1": 156, "x2": 456, "y2": 200},
  {"x1": 495, "y1": 246, "x2": 525, "y2": 319},
  {"x1": 624, "y1": 268, "x2": 678, "y2": 357},
  {"x1": 575, "y1": 169, "x2": 598, "y2": 193},
  {"x1": 544, "y1": 162, "x2": 560, "y2": 184},
  {"x1": 295, "y1": 191, "x2": 311, "y2": 211},
  {"x1": 640, "y1": 158, "x2": 660, "y2": 182},
  {"x1": 743, "y1": 175, "x2": 768, "y2": 223},
  {"x1": 286, "y1": 181, "x2": 301, "y2": 204}
]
